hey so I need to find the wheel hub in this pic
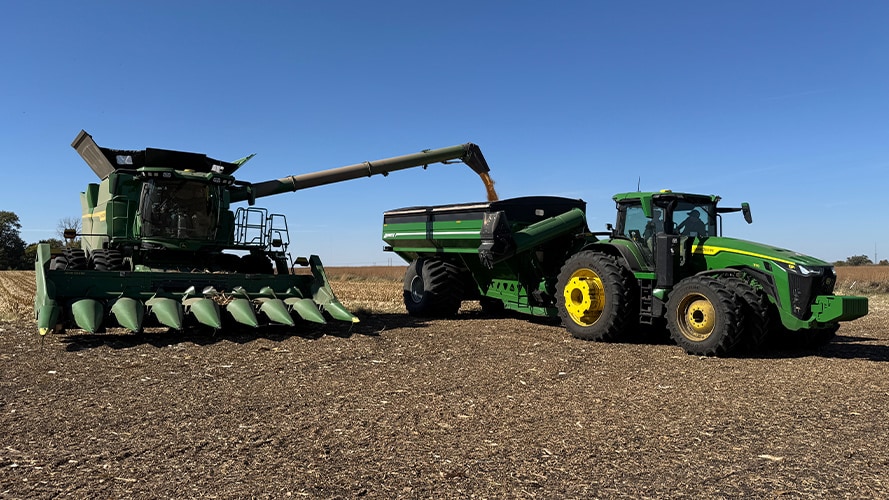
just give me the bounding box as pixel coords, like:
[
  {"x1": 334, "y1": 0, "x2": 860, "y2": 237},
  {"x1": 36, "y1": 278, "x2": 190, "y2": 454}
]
[
  {"x1": 409, "y1": 275, "x2": 424, "y2": 303},
  {"x1": 562, "y1": 269, "x2": 605, "y2": 326},
  {"x1": 677, "y1": 294, "x2": 716, "y2": 341}
]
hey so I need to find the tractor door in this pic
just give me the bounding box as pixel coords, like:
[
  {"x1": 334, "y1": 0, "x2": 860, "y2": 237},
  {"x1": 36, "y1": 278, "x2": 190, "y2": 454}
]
[{"x1": 615, "y1": 201, "x2": 663, "y2": 267}]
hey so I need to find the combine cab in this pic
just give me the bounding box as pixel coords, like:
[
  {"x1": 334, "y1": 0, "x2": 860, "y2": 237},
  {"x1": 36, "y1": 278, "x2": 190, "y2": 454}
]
[{"x1": 35, "y1": 131, "x2": 490, "y2": 335}]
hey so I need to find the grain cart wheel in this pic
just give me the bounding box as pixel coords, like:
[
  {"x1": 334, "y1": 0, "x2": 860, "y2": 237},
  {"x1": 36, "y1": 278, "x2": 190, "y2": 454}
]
[
  {"x1": 720, "y1": 276, "x2": 770, "y2": 352},
  {"x1": 555, "y1": 251, "x2": 632, "y2": 341},
  {"x1": 666, "y1": 276, "x2": 744, "y2": 356},
  {"x1": 403, "y1": 258, "x2": 463, "y2": 317}
]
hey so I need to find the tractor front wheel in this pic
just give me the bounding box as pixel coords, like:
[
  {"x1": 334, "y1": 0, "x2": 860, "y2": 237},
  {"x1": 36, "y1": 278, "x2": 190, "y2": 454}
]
[
  {"x1": 666, "y1": 276, "x2": 744, "y2": 356},
  {"x1": 555, "y1": 251, "x2": 632, "y2": 341}
]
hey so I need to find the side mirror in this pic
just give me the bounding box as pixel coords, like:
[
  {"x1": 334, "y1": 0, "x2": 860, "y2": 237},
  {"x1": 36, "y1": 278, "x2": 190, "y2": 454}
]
[{"x1": 742, "y1": 202, "x2": 753, "y2": 224}]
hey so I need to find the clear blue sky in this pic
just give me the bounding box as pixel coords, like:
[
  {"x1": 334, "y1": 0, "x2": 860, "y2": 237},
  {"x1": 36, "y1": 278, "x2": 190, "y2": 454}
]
[{"x1": 2, "y1": 1, "x2": 887, "y2": 265}]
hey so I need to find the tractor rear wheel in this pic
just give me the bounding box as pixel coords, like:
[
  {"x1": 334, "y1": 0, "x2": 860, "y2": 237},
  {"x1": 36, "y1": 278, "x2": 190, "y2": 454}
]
[
  {"x1": 402, "y1": 258, "x2": 463, "y2": 317},
  {"x1": 555, "y1": 251, "x2": 633, "y2": 341},
  {"x1": 666, "y1": 276, "x2": 744, "y2": 356}
]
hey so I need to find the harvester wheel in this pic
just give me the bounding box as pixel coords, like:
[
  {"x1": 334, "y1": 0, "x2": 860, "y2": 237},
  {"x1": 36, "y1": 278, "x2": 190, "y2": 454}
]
[
  {"x1": 90, "y1": 249, "x2": 125, "y2": 271},
  {"x1": 46, "y1": 248, "x2": 89, "y2": 270},
  {"x1": 666, "y1": 276, "x2": 744, "y2": 356},
  {"x1": 555, "y1": 251, "x2": 633, "y2": 341},
  {"x1": 403, "y1": 258, "x2": 463, "y2": 317},
  {"x1": 239, "y1": 254, "x2": 274, "y2": 274},
  {"x1": 49, "y1": 254, "x2": 69, "y2": 270},
  {"x1": 719, "y1": 276, "x2": 770, "y2": 352}
]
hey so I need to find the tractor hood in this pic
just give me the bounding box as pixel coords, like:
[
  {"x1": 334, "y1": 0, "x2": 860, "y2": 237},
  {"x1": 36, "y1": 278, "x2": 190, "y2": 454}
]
[{"x1": 691, "y1": 236, "x2": 832, "y2": 269}]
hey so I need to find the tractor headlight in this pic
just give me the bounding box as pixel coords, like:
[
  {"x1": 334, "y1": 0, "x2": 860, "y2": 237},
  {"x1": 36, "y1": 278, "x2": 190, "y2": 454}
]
[{"x1": 796, "y1": 264, "x2": 823, "y2": 276}]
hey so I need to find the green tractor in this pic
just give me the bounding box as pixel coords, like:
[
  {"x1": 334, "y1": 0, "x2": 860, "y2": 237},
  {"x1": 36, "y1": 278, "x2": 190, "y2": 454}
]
[
  {"x1": 382, "y1": 191, "x2": 868, "y2": 355},
  {"x1": 35, "y1": 131, "x2": 490, "y2": 335}
]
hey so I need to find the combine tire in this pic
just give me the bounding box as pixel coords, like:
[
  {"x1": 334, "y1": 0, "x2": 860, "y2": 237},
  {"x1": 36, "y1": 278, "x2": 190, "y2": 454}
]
[
  {"x1": 239, "y1": 254, "x2": 274, "y2": 274},
  {"x1": 720, "y1": 276, "x2": 770, "y2": 352},
  {"x1": 51, "y1": 248, "x2": 88, "y2": 270},
  {"x1": 403, "y1": 258, "x2": 463, "y2": 317},
  {"x1": 90, "y1": 249, "x2": 125, "y2": 271},
  {"x1": 555, "y1": 251, "x2": 632, "y2": 341},
  {"x1": 666, "y1": 276, "x2": 744, "y2": 356}
]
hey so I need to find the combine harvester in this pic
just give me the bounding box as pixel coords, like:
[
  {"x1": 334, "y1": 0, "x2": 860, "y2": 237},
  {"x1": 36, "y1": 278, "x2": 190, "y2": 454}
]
[
  {"x1": 34, "y1": 131, "x2": 489, "y2": 335},
  {"x1": 382, "y1": 192, "x2": 869, "y2": 356}
]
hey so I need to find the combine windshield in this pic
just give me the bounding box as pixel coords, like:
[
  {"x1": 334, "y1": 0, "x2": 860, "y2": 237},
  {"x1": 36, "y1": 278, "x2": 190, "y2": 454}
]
[{"x1": 140, "y1": 180, "x2": 221, "y2": 240}]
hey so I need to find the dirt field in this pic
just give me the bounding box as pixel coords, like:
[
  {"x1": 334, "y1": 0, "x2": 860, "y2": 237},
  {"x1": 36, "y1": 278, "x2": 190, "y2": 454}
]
[{"x1": 2, "y1": 270, "x2": 888, "y2": 498}]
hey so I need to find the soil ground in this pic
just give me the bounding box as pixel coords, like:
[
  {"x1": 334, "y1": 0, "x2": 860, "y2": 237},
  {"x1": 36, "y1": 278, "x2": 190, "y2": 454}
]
[{"x1": 1, "y1": 279, "x2": 888, "y2": 498}]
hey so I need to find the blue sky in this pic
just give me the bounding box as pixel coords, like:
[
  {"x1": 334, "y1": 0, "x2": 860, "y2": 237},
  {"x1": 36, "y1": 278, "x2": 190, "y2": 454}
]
[{"x1": 2, "y1": 1, "x2": 887, "y2": 265}]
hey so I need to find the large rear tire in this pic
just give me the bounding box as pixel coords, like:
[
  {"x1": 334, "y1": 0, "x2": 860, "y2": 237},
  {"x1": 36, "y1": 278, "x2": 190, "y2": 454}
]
[
  {"x1": 402, "y1": 258, "x2": 463, "y2": 317},
  {"x1": 666, "y1": 276, "x2": 744, "y2": 356},
  {"x1": 555, "y1": 251, "x2": 633, "y2": 341}
]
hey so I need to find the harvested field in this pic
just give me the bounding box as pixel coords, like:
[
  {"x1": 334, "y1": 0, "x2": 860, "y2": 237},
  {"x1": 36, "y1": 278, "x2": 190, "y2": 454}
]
[{"x1": 1, "y1": 268, "x2": 888, "y2": 498}]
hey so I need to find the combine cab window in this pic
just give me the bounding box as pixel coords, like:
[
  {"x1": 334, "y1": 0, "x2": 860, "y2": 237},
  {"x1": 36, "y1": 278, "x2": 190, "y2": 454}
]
[{"x1": 140, "y1": 180, "x2": 220, "y2": 240}]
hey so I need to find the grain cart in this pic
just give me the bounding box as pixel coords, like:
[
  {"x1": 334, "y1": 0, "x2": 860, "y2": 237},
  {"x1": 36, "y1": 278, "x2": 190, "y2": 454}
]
[
  {"x1": 382, "y1": 192, "x2": 868, "y2": 355},
  {"x1": 34, "y1": 131, "x2": 490, "y2": 335}
]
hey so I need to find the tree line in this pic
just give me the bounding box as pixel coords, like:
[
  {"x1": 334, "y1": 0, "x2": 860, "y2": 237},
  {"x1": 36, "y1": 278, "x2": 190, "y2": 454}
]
[
  {"x1": 835, "y1": 255, "x2": 889, "y2": 266},
  {"x1": 0, "y1": 211, "x2": 79, "y2": 270}
]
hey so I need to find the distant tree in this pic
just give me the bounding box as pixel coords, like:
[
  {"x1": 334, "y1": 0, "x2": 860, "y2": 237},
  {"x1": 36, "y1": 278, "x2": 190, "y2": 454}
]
[
  {"x1": 880, "y1": 259, "x2": 889, "y2": 266},
  {"x1": 24, "y1": 238, "x2": 66, "y2": 267},
  {"x1": 57, "y1": 216, "x2": 82, "y2": 246},
  {"x1": 844, "y1": 255, "x2": 873, "y2": 266},
  {"x1": 0, "y1": 211, "x2": 28, "y2": 270}
]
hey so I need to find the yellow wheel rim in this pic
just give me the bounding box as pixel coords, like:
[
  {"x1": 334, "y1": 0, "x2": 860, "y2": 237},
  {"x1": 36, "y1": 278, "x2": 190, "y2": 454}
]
[
  {"x1": 562, "y1": 268, "x2": 606, "y2": 327},
  {"x1": 675, "y1": 293, "x2": 716, "y2": 342}
]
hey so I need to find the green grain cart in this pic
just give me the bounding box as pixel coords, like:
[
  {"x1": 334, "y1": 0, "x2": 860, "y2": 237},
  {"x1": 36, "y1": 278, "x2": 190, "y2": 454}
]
[
  {"x1": 35, "y1": 131, "x2": 489, "y2": 335},
  {"x1": 382, "y1": 192, "x2": 868, "y2": 355}
]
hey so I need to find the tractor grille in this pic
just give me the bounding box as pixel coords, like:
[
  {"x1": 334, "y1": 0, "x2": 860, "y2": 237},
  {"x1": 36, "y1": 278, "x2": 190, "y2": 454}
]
[{"x1": 788, "y1": 269, "x2": 837, "y2": 320}]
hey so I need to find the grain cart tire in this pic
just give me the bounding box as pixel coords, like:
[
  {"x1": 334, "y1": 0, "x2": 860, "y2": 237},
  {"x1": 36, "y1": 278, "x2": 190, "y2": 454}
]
[
  {"x1": 555, "y1": 251, "x2": 632, "y2": 341},
  {"x1": 666, "y1": 276, "x2": 744, "y2": 356},
  {"x1": 719, "y1": 276, "x2": 770, "y2": 352},
  {"x1": 403, "y1": 258, "x2": 463, "y2": 317}
]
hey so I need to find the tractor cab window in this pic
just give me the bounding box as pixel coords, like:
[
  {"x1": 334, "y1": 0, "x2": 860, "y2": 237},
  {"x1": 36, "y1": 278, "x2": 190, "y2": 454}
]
[
  {"x1": 618, "y1": 202, "x2": 664, "y2": 264},
  {"x1": 140, "y1": 180, "x2": 220, "y2": 240},
  {"x1": 619, "y1": 204, "x2": 649, "y2": 240},
  {"x1": 673, "y1": 200, "x2": 715, "y2": 238}
]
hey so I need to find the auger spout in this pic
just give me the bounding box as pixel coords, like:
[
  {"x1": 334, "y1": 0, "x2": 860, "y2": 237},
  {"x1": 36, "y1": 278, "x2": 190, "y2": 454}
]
[{"x1": 234, "y1": 143, "x2": 490, "y2": 202}]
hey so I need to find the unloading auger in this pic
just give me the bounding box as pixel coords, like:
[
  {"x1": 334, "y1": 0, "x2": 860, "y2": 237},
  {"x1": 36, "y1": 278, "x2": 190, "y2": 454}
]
[{"x1": 34, "y1": 131, "x2": 490, "y2": 335}]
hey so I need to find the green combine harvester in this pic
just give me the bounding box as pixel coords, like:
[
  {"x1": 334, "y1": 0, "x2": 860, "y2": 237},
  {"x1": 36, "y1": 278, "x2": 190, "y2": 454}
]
[
  {"x1": 382, "y1": 191, "x2": 868, "y2": 355},
  {"x1": 34, "y1": 131, "x2": 490, "y2": 335}
]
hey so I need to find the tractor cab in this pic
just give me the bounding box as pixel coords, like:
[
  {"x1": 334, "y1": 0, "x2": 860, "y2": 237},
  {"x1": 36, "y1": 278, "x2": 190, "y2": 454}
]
[{"x1": 612, "y1": 191, "x2": 751, "y2": 270}]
